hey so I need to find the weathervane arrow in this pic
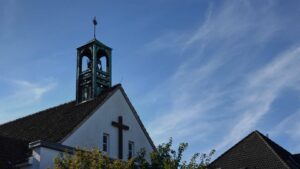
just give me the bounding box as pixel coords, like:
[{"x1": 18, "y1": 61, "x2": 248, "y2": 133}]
[
  {"x1": 93, "y1": 16, "x2": 98, "y2": 39},
  {"x1": 93, "y1": 16, "x2": 98, "y2": 26}
]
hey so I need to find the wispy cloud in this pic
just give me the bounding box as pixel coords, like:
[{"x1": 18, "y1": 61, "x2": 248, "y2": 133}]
[
  {"x1": 138, "y1": 0, "x2": 300, "y2": 156},
  {"x1": 0, "y1": 79, "x2": 57, "y2": 124},
  {"x1": 215, "y1": 45, "x2": 300, "y2": 150},
  {"x1": 10, "y1": 79, "x2": 57, "y2": 102},
  {"x1": 270, "y1": 109, "x2": 300, "y2": 151}
]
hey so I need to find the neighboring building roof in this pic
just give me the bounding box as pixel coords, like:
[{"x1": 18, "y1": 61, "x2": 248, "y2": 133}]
[
  {"x1": 293, "y1": 154, "x2": 300, "y2": 165},
  {"x1": 210, "y1": 130, "x2": 300, "y2": 169}
]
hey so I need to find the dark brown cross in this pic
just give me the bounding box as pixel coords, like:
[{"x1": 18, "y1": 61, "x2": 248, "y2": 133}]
[{"x1": 112, "y1": 116, "x2": 129, "y2": 159}]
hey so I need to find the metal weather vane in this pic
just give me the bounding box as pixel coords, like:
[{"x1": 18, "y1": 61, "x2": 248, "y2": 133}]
[{"x1": 93, "y1": 16, "x2": 98, "y2": 39}]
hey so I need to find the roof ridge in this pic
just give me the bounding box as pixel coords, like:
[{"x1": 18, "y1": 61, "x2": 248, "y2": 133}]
[
  {"x1": 254, "y1": 131, "x2": 291, "y2": 169},
  {"x1": 209, "y1": 130, "x2": 257, "y2": 166},
  {"x1": 119, "y1": 86, "x2": 156, "y2": 151}
]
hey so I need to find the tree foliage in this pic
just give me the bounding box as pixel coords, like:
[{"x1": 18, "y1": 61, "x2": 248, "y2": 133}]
[{"x1": 54, "y1": 138, "x2": 214, "y2": 169}]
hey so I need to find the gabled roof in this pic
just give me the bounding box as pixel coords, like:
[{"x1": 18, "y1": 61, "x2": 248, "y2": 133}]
[
  {"x1": 0, "y1": 84, "x2": 120, "y2": 143},
  {"x1": 210, "y1": 130, "x2": 300, "y2": 169},
  {"x1": 0, "y1": 84, "x2": 156, "y2": 167}
]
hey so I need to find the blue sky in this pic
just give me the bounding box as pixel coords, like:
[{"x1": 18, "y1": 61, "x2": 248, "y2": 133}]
[{"x1": 1, "y1": 0, "x2": 300, "y2": 159}]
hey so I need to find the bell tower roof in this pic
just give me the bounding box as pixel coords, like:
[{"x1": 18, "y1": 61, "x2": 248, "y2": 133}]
[{"x1": 77, "y1": 38, "x2": 112, "y2": 51}]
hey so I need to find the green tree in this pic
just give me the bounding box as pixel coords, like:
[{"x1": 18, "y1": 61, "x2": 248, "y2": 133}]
[{"x1": 54, "y1": 138, "x2": 214, "y2": 169}]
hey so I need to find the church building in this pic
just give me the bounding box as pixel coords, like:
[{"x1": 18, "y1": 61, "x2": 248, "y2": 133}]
[{"x1": 0, "y1": 26, "x2": 155, "y2": 169}]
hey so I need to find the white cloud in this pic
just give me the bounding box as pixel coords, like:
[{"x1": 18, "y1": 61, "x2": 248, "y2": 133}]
[
  {"x1": 214, "y1": 45, "x2": 300, "y2": 151},
  {"x1": 269, "y1": 107, "x2": 300, "y2": 152},
  {"x1": 271, "y1": 110, "x2": 300, "y2": 138},
  {"x1": 11, "y1": 79, "x2": 57, "y2": 101},
  {"x1": 0, "y1": 79, "x2": 57, "y2": 123},
  {"x1": 140, "y1": 0, "x2": 300, "y2": 156}
]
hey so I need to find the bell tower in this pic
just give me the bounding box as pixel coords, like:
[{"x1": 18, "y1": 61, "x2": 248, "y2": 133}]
[{"x1": 76, "y1": 18, "x2": 112, "y2": 103}]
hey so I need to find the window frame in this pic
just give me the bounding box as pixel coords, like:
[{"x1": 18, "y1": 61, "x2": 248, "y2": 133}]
[
  {"x1": 128, "y1": 141, "x2": 135, "y2": 159},
  {"x1": 102, "y1": 133, "x2": 110, "y2": 154}
]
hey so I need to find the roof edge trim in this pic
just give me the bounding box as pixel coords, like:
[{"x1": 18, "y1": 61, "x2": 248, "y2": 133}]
[
  {"x1": 255, "y1": 131, "x2": 291, "y2": 169},
  {"x1": 119, "y1": 87, "x2": 157, "y2": 151},
  {"x1": 58, "y1": 84, "x2": 121, "y2": 143},
  {"x1": 29, "y1": 140, "x2": 75, "y2": 154}
]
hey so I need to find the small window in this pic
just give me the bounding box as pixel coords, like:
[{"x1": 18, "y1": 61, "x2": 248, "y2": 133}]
[
  {"x1": 128, "y1": 141, "x2": 135, "y2": 159},
  {"x1": 103, "y1": 133, "x2": 109, "y2": 154}
]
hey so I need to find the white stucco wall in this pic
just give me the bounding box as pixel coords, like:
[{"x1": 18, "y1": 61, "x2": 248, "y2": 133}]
[
  {"x1": 62, "y1": 89, "x2": 154, "y2": 160},
  {"x1": 39, "y1": 147, "x2": 61, "y2": 169},
  {"x1": 24, "y1": 147, "x2": 61, "y2": 169}
]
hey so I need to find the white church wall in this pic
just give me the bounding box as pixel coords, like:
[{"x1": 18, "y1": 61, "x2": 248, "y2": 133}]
[
  {"x1": 62, "y1": 89, "x2": 154, "y2": 161},
  {"x1": 31, "y1": 148, "x2": 40, "y2": 169},
  {"x1": 38, "y1": 147, "x2": 60, "y2": 169},
  {"x1": 27, "y1": 147, "x2": 61, "y2": 169}
]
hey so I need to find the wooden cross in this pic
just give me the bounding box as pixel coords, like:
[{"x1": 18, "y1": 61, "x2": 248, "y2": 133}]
[{"x1": 112, "y1": 116, "x2": 129, "y2": 159}]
